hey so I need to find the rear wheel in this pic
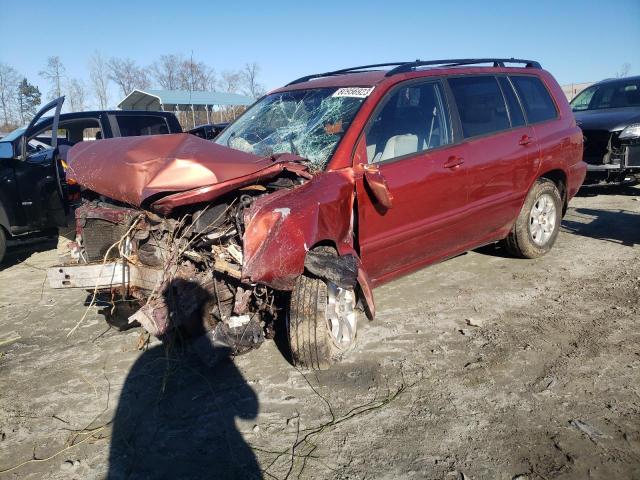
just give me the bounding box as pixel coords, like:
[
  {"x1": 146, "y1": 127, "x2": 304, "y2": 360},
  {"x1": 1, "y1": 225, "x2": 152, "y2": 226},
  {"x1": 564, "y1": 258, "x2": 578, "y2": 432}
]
[
  {"x1": 505, "y1": 179, "x2": 562, "y2": 259},
  {"x1": 288, "y1": 274, "x2": 358, "y2": 370}
]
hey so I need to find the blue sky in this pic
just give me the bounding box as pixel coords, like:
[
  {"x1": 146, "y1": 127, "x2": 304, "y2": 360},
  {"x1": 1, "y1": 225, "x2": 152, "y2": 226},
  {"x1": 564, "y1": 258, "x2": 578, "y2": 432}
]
[{"x1": 1, "y1": 0, "x2": 638, "y2": 108}]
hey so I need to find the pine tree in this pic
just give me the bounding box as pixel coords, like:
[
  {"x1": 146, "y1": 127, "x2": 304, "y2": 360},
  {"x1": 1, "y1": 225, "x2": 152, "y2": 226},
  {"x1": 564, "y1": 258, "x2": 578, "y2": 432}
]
[{"x1": 16, "y1": 78, "x2": 41, "y2": 124}]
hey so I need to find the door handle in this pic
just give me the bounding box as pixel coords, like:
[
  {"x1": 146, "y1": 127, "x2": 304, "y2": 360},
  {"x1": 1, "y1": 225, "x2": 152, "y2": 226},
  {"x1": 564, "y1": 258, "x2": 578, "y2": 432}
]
[
  {"x1": 519, "y1": 134, "x2": 533, "y2": 146},
  {"x1": 443, "y1": 155, "x2": 464, "y2": 169}
]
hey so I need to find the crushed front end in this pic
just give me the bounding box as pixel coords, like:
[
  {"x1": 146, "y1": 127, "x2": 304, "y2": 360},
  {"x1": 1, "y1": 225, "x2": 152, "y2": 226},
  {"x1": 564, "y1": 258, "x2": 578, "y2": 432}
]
[
  {"x1": 50, "y1": 170, "x2": 308, "y2": 363},
  {"x1": 48, "y1": 109, "x2": 376, "y2": 368}
]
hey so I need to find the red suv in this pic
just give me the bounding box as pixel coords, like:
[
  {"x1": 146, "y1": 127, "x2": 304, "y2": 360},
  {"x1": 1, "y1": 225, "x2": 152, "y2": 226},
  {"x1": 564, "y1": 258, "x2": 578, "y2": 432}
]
[{"x1": 49, "y1": 58, "x2": 586, "y2": 369}]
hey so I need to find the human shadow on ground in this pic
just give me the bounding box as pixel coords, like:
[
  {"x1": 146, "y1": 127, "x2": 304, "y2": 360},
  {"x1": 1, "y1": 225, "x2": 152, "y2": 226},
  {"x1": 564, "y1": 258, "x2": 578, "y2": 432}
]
[
  {"x1": 561, "y1": 207, "x2": 640, "y2": 247},
  {"x1": 107, "y1": 280, "x2": 262, "y2": 480}
]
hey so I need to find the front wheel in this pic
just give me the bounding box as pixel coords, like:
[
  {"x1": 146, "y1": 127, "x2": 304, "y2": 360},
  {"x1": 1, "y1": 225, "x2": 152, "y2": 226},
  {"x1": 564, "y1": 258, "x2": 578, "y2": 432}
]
[
  {"x1": 288, "y1": 274, "x2": 358, "y2": 370},
  {"x1": 505, "y1": 179, "x2": 562, "y2": 259}
]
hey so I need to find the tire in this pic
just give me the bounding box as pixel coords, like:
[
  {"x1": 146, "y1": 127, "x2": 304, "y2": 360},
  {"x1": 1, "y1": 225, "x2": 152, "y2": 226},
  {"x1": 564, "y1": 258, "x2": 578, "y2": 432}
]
[
  {"x1": 505, "y1": 178, "x2": 562, "y2": 259},
  {"x1": 0, "y1": 228, "x2": 6, "y2": 265},
  {"x1": 288, "y1": 274, "x2": 358, "y2": 370}
]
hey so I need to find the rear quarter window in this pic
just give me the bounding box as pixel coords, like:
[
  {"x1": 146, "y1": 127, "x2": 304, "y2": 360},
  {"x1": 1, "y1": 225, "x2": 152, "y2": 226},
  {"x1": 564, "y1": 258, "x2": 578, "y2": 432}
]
[
  {"x1": 115, "y1": 115, "x2": 170, "y2": 137},
  {"x1": 510, "y1": 76, "x2": 558, "y2": 123}
]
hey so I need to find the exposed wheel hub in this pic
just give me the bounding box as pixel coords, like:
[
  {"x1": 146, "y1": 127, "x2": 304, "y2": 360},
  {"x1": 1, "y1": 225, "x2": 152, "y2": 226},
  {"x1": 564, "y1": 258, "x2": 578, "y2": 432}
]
[
  {"x1": 529, "y1": 193, "x2": 557, "y2": 246},
  {"x1": 326, "y1": 283, "x2": 357, "y2": 348}
]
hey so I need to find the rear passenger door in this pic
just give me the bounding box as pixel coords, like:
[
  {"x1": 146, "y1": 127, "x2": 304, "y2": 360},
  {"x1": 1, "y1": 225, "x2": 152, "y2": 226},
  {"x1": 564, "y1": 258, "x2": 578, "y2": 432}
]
[
  {"x1": 447, "y1": 75, "x2": 539, "y2": 241},
  {"x1": 508, "y1": 75, "x2": 561, "y2": 181},
  {"x1": 355, "y1": 79, "x2": 469, "y2": 282}
]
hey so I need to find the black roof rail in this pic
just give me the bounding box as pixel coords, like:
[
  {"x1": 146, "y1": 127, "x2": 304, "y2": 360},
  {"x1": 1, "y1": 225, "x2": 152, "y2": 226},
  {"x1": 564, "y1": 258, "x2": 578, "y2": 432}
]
[
  {"x1": 286, "y1": 62, "x2": 410, "y2": 86},
  {"x1": 285, "y1": 58, "x2": 541, "y2": 86},
  {"x1": 385, "y1": 58, "x2": 541, "y2": 76}
]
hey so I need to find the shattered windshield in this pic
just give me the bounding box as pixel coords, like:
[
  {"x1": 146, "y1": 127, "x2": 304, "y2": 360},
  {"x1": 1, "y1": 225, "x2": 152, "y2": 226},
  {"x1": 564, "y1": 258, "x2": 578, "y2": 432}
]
[{"x1": 216, "y1": 87, "x2": 369, "y2": 170}]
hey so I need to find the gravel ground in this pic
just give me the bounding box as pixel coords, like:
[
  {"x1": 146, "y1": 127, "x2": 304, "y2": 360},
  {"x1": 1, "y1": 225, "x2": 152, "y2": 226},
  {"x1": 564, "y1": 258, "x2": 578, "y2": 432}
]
[{"x1": 0, "y1": 185, "x2": 639, "y2": 480}]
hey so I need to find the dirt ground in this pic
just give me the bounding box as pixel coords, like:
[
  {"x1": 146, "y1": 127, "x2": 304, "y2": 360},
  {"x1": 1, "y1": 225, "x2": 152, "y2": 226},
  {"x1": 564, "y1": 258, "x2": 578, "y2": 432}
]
[{"x1": 0, "y1": 185, "x2": 639, "y2": 480}]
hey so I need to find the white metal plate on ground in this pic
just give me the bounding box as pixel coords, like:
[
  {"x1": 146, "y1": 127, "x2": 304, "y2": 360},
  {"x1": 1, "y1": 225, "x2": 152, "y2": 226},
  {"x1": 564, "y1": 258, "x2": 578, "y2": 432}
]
[{"x1": 47, "y1": 262, "x2": 162, "y2": 290}]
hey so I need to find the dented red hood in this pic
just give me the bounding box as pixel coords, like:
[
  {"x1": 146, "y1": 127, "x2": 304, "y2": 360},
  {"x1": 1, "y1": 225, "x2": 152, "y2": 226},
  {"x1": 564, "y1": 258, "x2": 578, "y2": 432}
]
[{"x1": 67, "y1": 133, "x2": 310, "y2": 213}]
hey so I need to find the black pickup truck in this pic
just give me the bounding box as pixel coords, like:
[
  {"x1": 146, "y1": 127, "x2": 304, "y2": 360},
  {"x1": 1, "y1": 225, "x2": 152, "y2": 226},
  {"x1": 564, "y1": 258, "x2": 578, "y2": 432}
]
[{"x1": 0, "y1": 97, "x2": 182, "y2": 263}]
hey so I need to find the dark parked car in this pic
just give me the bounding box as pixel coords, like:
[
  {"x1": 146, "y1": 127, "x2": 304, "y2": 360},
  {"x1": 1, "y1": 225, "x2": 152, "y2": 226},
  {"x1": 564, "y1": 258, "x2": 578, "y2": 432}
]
[
  {"x1": 571, "y1": 76, "x2": 640, "y2": 184},
  {"x1": 188, "y1": 122, "x2": 230, "y2": 140},
  {"x1": 49, "y1": 58, "x2": 585, "y2": 369},
  {"x1": 0, "y1": 97, "x2": 182, "y2": 263}
]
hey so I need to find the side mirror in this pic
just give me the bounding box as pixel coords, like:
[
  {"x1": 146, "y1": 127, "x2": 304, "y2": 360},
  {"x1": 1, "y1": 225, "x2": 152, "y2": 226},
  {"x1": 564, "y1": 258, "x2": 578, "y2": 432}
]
[
  {"x1": 0, "y1": 142, "x2": 14, "y2": 159},
  {"x1": 363, "y1": 164, "x2": 393, "y2": 209}
]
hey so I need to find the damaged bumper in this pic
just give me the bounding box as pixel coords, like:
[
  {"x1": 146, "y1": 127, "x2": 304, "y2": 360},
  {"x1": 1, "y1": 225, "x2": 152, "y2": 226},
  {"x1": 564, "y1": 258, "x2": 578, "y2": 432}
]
[
  {"x1": 583, "y1": 129, "x2": 640, "y2": 182},
  {"x1": 48, "y1": 261, "x2": 162, "y2": 290}
]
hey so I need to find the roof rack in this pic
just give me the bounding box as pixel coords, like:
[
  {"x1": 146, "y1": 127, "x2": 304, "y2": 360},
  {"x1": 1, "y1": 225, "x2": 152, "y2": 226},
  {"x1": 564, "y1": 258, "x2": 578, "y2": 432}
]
[
  {"x1": 285, "y1": 58, "x2": 541, "y2": 86},
  {"x1": 385, "y1": 58, "x2": 541, "y2": 76},
  {"x1": 286, "y1": 62, "x2": 410, "y2": 86}
]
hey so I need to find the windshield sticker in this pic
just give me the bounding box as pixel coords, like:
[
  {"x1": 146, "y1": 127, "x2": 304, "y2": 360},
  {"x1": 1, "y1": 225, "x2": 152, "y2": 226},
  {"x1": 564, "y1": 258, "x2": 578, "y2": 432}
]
[{"x1": 332, "y1": 87, "x2": 375, "y2": 98}]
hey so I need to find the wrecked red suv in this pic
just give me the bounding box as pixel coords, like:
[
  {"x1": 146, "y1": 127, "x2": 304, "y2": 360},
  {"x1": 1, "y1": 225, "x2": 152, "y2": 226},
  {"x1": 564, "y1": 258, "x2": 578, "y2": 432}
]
[{"x1": 48, "y1": 58, "x2": 586, "y2": 369}]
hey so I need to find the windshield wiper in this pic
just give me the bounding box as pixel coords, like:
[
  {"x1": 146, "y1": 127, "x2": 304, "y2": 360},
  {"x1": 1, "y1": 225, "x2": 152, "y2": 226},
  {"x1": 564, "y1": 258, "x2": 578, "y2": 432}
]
[{"x1": 226, "y1": 131, "x2": 237, "y2": 147}]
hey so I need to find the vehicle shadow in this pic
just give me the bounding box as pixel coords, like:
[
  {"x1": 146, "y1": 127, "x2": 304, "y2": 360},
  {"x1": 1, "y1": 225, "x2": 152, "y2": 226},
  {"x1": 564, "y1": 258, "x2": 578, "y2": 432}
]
[
  {"x1": 1, "y1": 234, "x2": 57, "y2": 269},
  {"x1": 577, "y1": 183, "x2": 639, "y2": 197},
  {"x1": 473, "y1": 243, "x2": 509, "y2": 258},
  {"x1": 561, "y1": 207, "x2": 640, "y2": 247},
  {"x1": 107, "y1": 280, "x2": 263, "y2": 480}
]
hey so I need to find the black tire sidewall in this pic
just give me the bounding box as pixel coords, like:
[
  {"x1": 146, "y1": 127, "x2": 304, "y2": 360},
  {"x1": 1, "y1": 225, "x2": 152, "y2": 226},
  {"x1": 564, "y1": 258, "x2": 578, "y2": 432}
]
[
  {"x1": 519, "y1": 180, "x2": 562, "y2": 257},
  {"x1": 287, "y1": 274, "x2": 356, "y2": 369}
]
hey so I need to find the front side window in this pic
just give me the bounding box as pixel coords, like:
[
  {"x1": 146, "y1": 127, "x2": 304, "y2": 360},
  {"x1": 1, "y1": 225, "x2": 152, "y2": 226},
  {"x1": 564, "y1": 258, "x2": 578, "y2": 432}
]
[
  {"x1": 448, "y1": 76, "x2": 510, "y2": 138},
  {"x1": 365, "y1": 81, "x2": 450, "y2": 163},
  {"x1": 510, "y1": 76, "x2": 558, "y2": 123},
  {"x1": 216, "y1": 87, "x2": 366, "y2": 171}
]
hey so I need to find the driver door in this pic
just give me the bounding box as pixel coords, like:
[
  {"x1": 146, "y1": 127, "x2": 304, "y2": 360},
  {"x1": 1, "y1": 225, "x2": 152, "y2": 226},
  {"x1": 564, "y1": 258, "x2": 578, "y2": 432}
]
[
  {"x1": 14, "y1": 97, "x2": 67, "y2": 229},
  {"x1": 355, "y1": 80, "x2": 470, "y2": 284}
]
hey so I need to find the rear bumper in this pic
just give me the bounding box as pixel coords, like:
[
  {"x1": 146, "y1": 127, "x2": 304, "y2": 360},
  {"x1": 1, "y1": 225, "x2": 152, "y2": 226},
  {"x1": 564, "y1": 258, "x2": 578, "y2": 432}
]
[{"x1": 567, "y1": 161, "x2": 587, "y2": 200}]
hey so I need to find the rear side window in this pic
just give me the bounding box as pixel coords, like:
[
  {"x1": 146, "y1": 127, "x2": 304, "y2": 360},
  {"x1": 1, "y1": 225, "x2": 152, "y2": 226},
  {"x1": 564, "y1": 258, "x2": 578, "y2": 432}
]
[
  {"x1": 510, "y1": 76, "x2": 558, "y2": 123},
  {"x1": 448, "y1": 76, "x2": 510, "y2": 138},
  {"x1": 498, "y1": 77, "x2": 526, "y2": 128},
  {"x1": 116, "y1": 115, "x2": 170, "y2": 137}
]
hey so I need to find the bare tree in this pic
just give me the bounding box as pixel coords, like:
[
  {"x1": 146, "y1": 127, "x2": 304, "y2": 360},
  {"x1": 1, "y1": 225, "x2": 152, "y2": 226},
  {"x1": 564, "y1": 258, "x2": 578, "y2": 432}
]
[
  {"x1": 39, "y1": 56, "x2": 66, "y2": 99},
  {"x1": 107, "y1": 57, "x2": 150, "y2": 97},
  {"x1": 219, "y1": 70, "x2": 246, "y2": 121},
  {"x1": 179, "y1": 56, "x2": 215, "y2": 92},
  {"x1": 89, "y1": 51, "x2": 110, "y2": 109},
  {"x1": 220, "y1": 70, "x2": 242, "y2": 93},
  {"x1": 149, "y1": 54, "x2": 184, "y2": 90},
  {"x1": 616, "y1": 62, "x2": 631, "y2": 78},
  {"x1": 241, "y1": 62, "x2": 265, "y2": 99},
  {"x1": 0, "y1": 62, "x2": 19, "y2": 127},
  {"x1": 67, "y1": 78, "x2": 87, "y2": 112}
]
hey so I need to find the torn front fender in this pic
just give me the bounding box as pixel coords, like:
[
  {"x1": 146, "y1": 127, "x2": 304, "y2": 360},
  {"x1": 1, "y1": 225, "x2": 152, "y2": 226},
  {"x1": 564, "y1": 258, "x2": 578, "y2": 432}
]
[{"x1": 241, "y1": 169, "x2": 375, "y2": 318}]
